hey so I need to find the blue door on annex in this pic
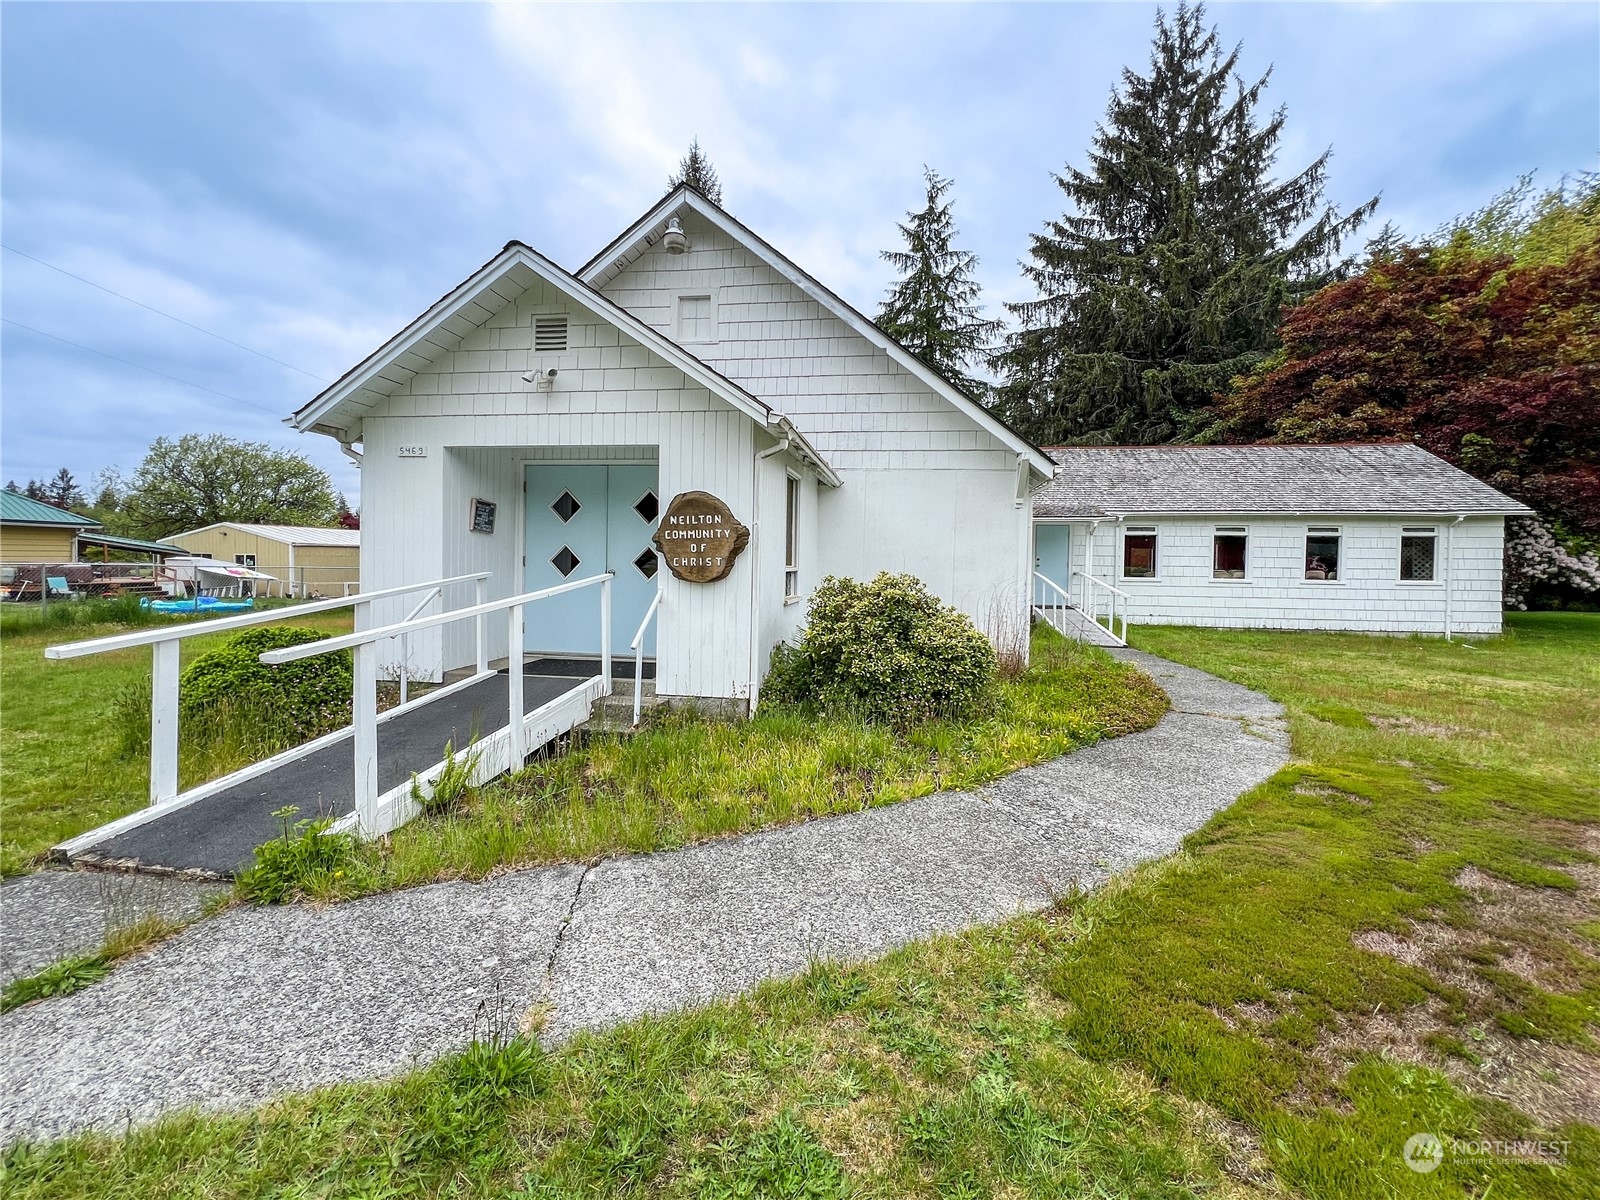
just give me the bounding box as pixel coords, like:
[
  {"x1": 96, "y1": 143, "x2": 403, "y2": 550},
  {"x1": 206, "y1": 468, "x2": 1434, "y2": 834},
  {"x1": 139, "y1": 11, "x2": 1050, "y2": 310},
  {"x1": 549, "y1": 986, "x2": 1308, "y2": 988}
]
[
  {"x1": 523, "y1": 463, "x2": 660, "y2": 658},
  {"x1": 1033, "y1": 524, "x2": 1071, "y2": 605}
]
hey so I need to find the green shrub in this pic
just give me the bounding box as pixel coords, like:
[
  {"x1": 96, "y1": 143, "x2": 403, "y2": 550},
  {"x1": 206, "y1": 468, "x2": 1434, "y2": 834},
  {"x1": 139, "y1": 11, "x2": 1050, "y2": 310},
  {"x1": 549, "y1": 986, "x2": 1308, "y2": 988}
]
[
  {"x1": 236, "y1": 806, "x2": 363, "y2": 904},
  {"x1": 761, "y1": 572, "x2": 997, "y2": 726},
  {"x1": 181, "y1": 626, "x2": 351, "y2": 744}
]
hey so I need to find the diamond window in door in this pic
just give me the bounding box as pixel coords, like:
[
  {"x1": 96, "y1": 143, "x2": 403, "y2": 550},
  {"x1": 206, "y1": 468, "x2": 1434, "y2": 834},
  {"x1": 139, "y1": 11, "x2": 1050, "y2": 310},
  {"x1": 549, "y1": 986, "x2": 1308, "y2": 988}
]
[
  {"x1": 633, "y1": 549, "x2": 658, "y2": 579},
  {"x1": 551, "y1": 490, "x2": 582, "y2": 523},
  {"x1": 633, "y1": 490, "x2": 659, "y2": 523},
  {"x1": 551, "y1": 546, "x2": 581, "y2": 577}
]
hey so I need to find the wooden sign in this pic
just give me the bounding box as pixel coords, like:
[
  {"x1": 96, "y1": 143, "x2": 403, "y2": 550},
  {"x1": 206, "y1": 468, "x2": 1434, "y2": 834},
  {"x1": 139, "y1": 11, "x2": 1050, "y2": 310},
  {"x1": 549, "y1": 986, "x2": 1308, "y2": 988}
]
[
  {"x1": 652, "y1": 490, "x2": 750, "y2": 583},
  {"x1": 469, "y1": 497, "x2": 497, "y2": 534}
]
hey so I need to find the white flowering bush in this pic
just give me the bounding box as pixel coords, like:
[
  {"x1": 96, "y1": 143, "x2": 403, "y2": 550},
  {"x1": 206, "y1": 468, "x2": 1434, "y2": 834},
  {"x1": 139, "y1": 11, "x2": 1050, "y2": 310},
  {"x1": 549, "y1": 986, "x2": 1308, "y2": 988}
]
[
  {"x1": 761, "y1": 572, "x2": 997, "y2": 726},
  {"x1": 1503, "y1": 517, "x2": 1600, "y2": 610}
]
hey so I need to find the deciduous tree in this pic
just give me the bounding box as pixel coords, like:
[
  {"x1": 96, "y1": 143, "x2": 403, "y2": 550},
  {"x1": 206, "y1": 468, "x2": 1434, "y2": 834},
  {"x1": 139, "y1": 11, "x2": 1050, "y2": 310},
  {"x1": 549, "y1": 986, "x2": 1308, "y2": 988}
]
[{"x1": 121, "y1": 434, "x2": 339, "y2": 538}]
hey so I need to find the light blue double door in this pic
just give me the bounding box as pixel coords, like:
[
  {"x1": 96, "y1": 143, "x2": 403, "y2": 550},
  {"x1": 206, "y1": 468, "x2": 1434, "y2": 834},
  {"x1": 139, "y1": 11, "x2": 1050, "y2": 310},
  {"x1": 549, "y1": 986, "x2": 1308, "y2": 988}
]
[{"x1": 524, "y1": 463, "x2": 660, "y2": 657}]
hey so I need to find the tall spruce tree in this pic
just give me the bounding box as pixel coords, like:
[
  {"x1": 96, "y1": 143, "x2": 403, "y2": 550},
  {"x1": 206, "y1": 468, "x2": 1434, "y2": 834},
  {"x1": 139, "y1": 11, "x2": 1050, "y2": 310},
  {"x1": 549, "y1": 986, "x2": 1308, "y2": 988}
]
[
  {"x1": 876, "y1": 167, "x2": 1001, "y2": 398},
  {"x1": 668, "y1": 138, "x2": 723, "y2": 205},
  {"x1": 992, "y1": 2, "x2": 1375, "y2": 444}
]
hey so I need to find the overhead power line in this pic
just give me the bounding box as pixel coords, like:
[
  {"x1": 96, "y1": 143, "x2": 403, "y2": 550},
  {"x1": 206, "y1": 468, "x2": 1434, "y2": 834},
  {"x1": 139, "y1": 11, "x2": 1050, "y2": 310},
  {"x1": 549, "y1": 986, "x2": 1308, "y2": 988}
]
[
  {"x1": 1, "y1": 317, "x2": 285, "y2": 416},
  {"x1": 1, "y1": 243, "x2": 330, "y2": 382}
]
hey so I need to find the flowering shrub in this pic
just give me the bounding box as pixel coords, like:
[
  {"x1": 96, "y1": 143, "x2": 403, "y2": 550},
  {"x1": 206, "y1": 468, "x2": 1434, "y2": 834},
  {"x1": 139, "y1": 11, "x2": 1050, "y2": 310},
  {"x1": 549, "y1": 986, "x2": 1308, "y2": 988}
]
[
  {"x1": 761, "y1": 572, "x2": 997, "y2": 726},
  {"x1": 1504, "y1": 517, "x2": 1600, "y2": 610},
  {"x1": 180, "y1": 625, "x2": 352, "y2": 743}
]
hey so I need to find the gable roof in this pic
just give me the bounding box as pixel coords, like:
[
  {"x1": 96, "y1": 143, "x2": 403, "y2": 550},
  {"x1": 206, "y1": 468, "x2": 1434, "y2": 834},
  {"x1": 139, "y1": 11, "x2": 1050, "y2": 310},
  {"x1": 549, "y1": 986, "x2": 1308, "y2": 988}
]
[
  {"x1": 0, "y1": 490, "x2": 101, "y2": 528},
  {"x1": 1033, "y1": 444, "x2": 1535, "y2": 519},
  {"x1": 175, "y1": 523, "x2": 360, "y2": 547},
  {"x1": 289, "y1": 240, "x2": 840, "y2": 487},
  {"x1": 577, "y1": 186, "x2": 1055, "y2": 479}
]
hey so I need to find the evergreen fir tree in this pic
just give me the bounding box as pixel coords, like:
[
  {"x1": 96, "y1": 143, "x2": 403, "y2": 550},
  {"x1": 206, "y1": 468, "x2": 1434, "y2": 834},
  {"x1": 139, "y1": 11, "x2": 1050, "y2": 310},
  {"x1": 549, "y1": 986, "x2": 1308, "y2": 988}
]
[
  {"x1": 668, "y1": 138, "x2": 723, "y2": 205},
  {"x1": 876, "y1": 167, "x2": 1001, "y2": 398},
  {"x1": 44, "y1": 467, "x2": 85, "y2": 510},
  {"x1": 992, "y1": 2, "x2": 1376, "y2": 444}
]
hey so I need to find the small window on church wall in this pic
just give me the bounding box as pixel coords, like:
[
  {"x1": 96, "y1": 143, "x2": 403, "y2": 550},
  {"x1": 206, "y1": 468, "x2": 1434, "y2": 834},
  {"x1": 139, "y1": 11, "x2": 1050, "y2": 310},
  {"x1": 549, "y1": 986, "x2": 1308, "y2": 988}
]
[
  {"x1": 1122, "y1": 529, "x2": 1157, "y2": 579},
  {"x1": 1213, "y1": 529, "x2": 1247, "y2": 579},
  {"x1": 784, "y1": 474, "x2": 800, "y2": 599},
  {"x1": 678, "y1": 295, "x2": 713, "y2": 342}
]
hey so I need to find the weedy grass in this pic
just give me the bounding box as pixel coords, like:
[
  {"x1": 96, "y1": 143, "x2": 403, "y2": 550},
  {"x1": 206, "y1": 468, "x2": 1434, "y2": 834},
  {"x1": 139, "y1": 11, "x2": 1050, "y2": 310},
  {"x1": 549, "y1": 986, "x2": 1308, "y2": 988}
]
[
  {"x1": 0, "y1": 609, "x2": 353, "y2": 875},
  {"x1": 4, "y1": 615, "x2": 1597, "y2": 1199},
  {"x1": 304, "y1": 625, "x2": 1168, "y2": 900},
  {"x1": 0, "y1": 955, "x2": 111, "y2": 1012}
]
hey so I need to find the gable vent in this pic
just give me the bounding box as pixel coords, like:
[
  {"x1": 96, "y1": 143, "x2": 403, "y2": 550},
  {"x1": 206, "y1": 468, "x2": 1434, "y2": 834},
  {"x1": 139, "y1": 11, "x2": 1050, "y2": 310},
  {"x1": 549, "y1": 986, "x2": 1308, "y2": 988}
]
[{"x1": 534, "y1": 315, "x2": 568, "y2": 352}]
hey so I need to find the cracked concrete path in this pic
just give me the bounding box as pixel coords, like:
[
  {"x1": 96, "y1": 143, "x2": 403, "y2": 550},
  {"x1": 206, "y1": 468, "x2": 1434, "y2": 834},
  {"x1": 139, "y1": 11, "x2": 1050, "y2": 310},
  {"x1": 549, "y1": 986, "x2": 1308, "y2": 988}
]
[{"x1": 0, "y1": 651, "x2": 1286, "y2": 1145}]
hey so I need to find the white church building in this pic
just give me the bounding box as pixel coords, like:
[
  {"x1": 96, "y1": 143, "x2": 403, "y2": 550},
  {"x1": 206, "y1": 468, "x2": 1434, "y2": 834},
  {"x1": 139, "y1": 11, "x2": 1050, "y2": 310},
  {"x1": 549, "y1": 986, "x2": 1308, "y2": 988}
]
[{"x1": 292, "y1": 186, "x2": 1528, "y2": 708}]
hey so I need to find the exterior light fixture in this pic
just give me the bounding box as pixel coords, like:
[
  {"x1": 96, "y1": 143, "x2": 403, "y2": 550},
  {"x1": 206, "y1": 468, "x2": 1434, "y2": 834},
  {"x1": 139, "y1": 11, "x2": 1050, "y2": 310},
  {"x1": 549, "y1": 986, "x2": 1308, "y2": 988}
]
[{"x1": 662, "y1": 216, "x2": 689, "y2": 255}]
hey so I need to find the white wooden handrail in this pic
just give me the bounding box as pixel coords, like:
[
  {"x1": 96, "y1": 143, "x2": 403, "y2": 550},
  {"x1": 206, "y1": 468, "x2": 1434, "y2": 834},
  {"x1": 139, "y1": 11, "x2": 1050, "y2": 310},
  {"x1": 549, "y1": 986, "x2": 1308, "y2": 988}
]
[
  {"x1": 42, "y1": 572, "x2": 490, "y2": 807},
  {"x1": 1031, "y1": 571, "x2": 1075, "y2": 641},
  {"x1": 629, "y1": 587, "x2": 663, "y2": 727},
  {"x1": 42, "y1": 572, "x2": 491, "y2": 658},
  {"x1": 261, "y1": 572, "x2": 615, "y2": 835},
  {"x1": 1071, "y1": 570, "x2": 1131, "y2": 645}
]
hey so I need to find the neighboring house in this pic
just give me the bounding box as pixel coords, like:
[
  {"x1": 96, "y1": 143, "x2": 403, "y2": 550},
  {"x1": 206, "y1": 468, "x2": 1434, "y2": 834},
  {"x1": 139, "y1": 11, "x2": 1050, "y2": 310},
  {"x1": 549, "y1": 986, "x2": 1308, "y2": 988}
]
[
  {"x1": 165, "y1": 523, "x2": 361, "y2": 597},
  {"x1": 1032, "y1": 444, "x2": 1531, "y2": 637},
  {"x1": 289, "y1": 186, "x2": 1049, "y2": 702},
  {"x1": 0, "y1": 490, "x2": 102, "y2": 563}
]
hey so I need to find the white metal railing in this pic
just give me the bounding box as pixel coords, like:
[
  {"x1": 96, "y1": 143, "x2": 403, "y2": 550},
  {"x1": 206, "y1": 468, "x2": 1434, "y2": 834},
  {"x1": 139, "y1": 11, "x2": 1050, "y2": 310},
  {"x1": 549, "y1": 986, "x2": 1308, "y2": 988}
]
[
  {"x1": 629, "y1": 587, "x2": 663, "y2": 726},
  {"x1": 261, "y1": 572, "x2": 614, "y2": 835},
  {"x1": 44, "y1": 572, "x2": 492, "y2": 807},
  {"x1": 1072, "y1": 569, "x2": 1131, "y2": 645}
]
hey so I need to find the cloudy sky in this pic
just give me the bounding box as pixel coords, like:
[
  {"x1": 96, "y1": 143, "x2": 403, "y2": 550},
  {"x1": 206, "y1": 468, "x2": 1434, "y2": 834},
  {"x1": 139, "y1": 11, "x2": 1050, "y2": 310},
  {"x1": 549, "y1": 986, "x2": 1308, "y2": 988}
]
[{"x1": 3, "y1": 1, "x2": 1595, "y2": 503}]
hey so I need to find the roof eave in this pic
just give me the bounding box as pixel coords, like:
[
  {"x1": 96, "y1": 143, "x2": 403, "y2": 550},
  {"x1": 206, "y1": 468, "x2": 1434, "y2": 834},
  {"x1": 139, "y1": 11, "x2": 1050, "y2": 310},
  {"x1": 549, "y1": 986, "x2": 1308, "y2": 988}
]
[
  {"x1": 296, "y1": 242, "x2": 777, "y2": 433},
  {"x1": 576, "y1": 190, "x2": 1054, "y2": 479}
]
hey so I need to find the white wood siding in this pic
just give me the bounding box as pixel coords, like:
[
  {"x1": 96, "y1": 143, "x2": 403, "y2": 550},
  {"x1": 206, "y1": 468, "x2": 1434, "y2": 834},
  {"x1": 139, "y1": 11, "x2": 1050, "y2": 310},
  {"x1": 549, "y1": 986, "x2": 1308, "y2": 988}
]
[
  {"x1": 357, "y1": 278, "x2": 766, "y2": 699},
  {"x1": 1065, "y1": 514, "x2": 1505, "y2": 634},
  {"x1": 598, "y1": 210, "x2": 1033, "y2": 649}
]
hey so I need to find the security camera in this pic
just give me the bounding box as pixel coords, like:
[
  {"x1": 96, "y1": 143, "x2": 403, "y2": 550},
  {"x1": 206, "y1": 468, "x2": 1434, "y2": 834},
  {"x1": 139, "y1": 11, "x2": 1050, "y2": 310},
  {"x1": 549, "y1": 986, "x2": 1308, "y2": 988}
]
[
  {"x1": 521, "y1": 367, "x2": 559, "y2": 384},
  {"x1": 545, "y1": 367, "x2": 558, "y2": 379}
]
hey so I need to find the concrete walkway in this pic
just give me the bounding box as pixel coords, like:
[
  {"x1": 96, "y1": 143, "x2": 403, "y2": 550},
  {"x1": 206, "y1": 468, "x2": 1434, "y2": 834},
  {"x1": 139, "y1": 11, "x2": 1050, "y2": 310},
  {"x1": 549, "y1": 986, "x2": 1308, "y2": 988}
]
[{"x1": 0, "y1": 650, "x2": 1287, "y2": 1145}]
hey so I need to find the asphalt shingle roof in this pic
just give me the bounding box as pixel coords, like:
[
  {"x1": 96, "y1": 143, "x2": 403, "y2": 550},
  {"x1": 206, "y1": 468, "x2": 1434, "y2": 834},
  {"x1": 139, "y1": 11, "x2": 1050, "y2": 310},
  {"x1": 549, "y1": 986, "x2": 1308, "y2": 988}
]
[
  {"x1": 0, "y1": 491, "x2": 101, "y2": 528},
  {"x1": 1033, "y1": 443, "x2": 1534, "y2": 519}
]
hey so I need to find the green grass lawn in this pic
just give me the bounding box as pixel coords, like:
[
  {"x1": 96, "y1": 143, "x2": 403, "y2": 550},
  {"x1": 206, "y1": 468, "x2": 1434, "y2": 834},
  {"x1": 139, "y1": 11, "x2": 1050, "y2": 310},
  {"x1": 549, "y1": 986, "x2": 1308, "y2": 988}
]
[
  {"x1": 0, "y1": 607, "x2": 353, "y2": 875},
  {"x1": 5, "y1": 616, "x2": 1596, "y2": 1198}
]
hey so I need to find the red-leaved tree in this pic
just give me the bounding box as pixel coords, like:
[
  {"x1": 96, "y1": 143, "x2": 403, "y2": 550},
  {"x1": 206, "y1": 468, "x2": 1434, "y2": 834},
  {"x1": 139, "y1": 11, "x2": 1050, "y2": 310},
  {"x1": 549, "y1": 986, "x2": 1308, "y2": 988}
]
[{"x1": 1210, "y1": 239, "x2": 1600, "y2": 605}]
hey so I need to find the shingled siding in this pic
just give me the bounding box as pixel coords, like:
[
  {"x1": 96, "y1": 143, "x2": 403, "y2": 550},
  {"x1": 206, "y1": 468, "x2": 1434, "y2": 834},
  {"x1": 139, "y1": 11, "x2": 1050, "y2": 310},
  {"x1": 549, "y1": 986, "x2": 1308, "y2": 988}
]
[
  {"x1": 596, "y1": 209, "x2": 1034, "y2": 635},
  {"x1": 595, "y1": 211, "x2": 1016, "y2": 474},
  {"x1": 1067, "y1": 515, "x2": 1506, "y2": 635},
  {"x1": 356, "y1": 277, "x2": 773, "y2": 700}
]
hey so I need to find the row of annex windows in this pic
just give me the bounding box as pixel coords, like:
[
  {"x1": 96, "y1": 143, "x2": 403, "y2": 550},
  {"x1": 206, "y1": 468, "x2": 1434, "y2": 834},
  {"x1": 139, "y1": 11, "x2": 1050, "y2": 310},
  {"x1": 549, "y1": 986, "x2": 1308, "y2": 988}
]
[{"x1": 1118, "y1": 526, "x2": 1442, "y2": 583}]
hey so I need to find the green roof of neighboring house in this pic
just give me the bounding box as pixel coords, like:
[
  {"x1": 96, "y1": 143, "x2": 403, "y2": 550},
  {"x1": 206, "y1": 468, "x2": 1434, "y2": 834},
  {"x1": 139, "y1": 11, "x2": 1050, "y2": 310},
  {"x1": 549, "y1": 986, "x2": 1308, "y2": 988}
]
[
  {"x1": 0, "y1": 490, "x2": 102, "y2": 528},
  {"x1": 76, "y1": 531, "x2": 185, "y2": 557}
]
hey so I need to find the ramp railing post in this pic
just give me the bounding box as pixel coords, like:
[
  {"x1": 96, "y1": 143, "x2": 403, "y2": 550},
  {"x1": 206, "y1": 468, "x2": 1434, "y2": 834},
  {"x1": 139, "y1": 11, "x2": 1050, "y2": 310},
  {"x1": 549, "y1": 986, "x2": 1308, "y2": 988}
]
[
  {"x1": 475, "y1": 576, "x2": 489, "y2": 675},
  {"x1": 150, "y1": 639, "x2": 180, "y2": 804},
  {"x1": 599, "y1": 575, "x2": 612, "y2": 695},
  {"x1": 507, "y1": 602, "x2": 525, "y2": 772},
  {"x1": 353, "y1": 640, "x2": 379, "y2": 834}
]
